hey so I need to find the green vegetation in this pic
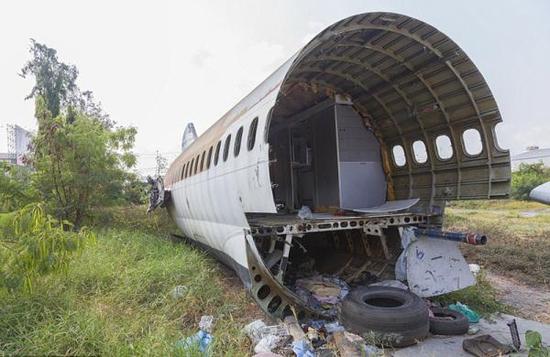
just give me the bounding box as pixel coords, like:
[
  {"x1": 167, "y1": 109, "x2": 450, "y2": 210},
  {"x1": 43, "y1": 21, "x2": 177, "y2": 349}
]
[
  {"x1": 16, "y1": 40, "x2": 140, "y2": 228},
  {"x1": 526, "y1": 330, "x2": 550, "y2": 357},
  {"x1": 31, "y1": 95, "x2": 137, "y2": 227},
  {"x1": 0, "y1": 212, "x2": 254, "y2": 355},
  {"x1": 446, "y1": 199, "x2": 550, "y2": 287},
  {"x1": 0, "y1": 204, "x2": 94, "y2": 291},
  {"x1": 511, "y1": 163, "x2": 550, "y2": 200},
  {"x1": 434, "y1": 272, "x2": 510, "y2": 316},
  {"x1": 0, "y1": 162, "x2": 37, "y2": 212}
]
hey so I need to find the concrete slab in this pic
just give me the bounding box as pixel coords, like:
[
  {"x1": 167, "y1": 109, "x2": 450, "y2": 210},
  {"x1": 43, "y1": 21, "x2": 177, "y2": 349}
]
[{"x1": 392, "y1": 314, "x2": 550, "y2": 356}]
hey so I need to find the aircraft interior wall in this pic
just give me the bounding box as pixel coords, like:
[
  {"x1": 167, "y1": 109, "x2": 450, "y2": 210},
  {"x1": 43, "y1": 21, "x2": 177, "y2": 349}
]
[{"x1": 268, "y1": 101, "x2": 387, "y2": 213}]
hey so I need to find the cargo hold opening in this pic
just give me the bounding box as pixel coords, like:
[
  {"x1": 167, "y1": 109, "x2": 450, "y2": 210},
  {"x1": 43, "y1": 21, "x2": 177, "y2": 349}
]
[{"x1": 268, "y1": 95, "x2": 387, "y2": 213}]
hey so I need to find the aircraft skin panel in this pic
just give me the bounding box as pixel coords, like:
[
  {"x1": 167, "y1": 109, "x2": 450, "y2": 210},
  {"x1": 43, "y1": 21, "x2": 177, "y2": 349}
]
[{"x1": 167, "y1": 92, "x2": 278, "y2": 270}]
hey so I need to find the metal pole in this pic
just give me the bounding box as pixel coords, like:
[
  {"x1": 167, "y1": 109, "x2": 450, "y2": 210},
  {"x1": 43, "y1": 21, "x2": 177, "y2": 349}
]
[
  {"x1": 276, "y1": 233, "x2": 293, "y2": 282},
  {"x1": 413, "y1": 228, "x2": 487, "y2": 245}
]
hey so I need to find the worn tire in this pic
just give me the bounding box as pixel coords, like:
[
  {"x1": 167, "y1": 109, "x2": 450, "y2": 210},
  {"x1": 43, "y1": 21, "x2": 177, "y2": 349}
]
[
  {"x1": 429, "y1": 307, "x2": 469, "y2": 335},
  {"x1": 339, "y1": 286, "x2": 429, "y2": 347}
]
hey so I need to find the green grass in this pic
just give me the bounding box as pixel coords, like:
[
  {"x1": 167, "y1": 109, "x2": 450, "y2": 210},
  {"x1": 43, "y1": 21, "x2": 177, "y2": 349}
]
[
  {"x1": 434, "y1": 272, "x2": 511, "y2": 316},
  {"x1": 445, "y1": 199, "x2": 550, "y2": 287},
  {"x1": 0, "y1": 226, "x2": 255, "y2": 356}
]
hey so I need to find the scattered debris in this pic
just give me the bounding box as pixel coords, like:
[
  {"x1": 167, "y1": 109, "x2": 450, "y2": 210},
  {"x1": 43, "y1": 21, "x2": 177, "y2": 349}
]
[
  {"x1": 175, "y1": 315, "x2": 215, "y2": 355},
  {"x1": 469, "y1": 263, "x2": 481, "y2": 277},
  {"x1": 291, "y1": 339, "x2": 316, "y2": 357},
  {"x1": 283, "y1": 315, "x2": 307, "y2": 342},
  {"x1": 325, "y1": 321, "x2": 344, "y2": 333},
  {"x1": 507, "y1": 319, "x2": 521, "y2": 351},
  {"x1": 243, "y1": 319, "x2": 291, "y2": 354},
  {"x1": 369, "y1": 279, "x2": 408, "y2": 290},
  {"x1": 297, "y1": 205, "x2": 313, "y2": 220},
  {"x1": 364, "y1": 344, "x2": 383, "y2": 356},
  {"x1": 333, "y1": 330, "x2": 364, "y2": 357},
  {"x1": 199, "y1": 315, "x2": 214, "y2": 333},
  {"x1": 175, "y1": 330, "x2": 213, "y2": 355},
  {"x1": 462, "y1": 334, "x2": 512, "y2": 357},
  {"x1": 294, "y1": 275, "x2": 349, "y2": 316},
  {"x1": 244, "y1": 320, "x2": 269, "y2": 343},
  {"x1": 395, "y1": 226, "x2": 416, "y2": 281},
  {"x1": 255, "y1": 335, "x2": 286, "y2": 354},
  {"x1": 449, "y1": 302, "x2": 481, "y2": 323},
  {"x1": 468, "y1": 326, "x2": 481, "y2": 335},
  {"x1": 253, "y1": 352, "x2": 283, "y2": 357}
]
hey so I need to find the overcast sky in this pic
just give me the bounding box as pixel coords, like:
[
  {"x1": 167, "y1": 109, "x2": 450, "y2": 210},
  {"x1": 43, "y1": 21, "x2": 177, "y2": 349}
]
[{"x1": 1, "y1": 0, "x2": 549, "y2": 175}]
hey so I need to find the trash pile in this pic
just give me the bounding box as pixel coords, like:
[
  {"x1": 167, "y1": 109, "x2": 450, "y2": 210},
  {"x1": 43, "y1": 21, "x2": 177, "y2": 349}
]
[
  {"x1": 173, "y1": 274, "x2": 524, "y2": 356},
  {"x1": 293, "y1": 275, "x2": 349, "y2": 317},
  {"x1": 243, "y1": 316, "x2": 383, "y2": 356},
  {"x1": 241, "y1": 289, "x2": 527, "y2": 357}
]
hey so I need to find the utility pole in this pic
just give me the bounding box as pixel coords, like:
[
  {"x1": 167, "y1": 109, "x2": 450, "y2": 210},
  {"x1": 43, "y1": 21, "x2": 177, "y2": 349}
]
[{"x1": 155, "y1": 150, "x2": 167, "y2": 177}]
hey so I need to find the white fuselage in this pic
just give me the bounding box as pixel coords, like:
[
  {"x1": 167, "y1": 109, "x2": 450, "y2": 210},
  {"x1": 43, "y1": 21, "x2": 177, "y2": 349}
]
[{"x1": 167, "y1": 86, "x2": 279, "y2": 269}]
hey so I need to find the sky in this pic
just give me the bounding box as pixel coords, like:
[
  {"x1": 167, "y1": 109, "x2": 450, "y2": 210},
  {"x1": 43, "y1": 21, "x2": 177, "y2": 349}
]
[{"x1": 1, "y1": 0, "x2": 549, "y2": 176}]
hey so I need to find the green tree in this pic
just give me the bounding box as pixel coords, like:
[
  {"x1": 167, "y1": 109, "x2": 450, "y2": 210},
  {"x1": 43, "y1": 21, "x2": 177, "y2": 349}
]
[
  {"x1": 0, "y1": 162, "x2": 38, "y2": 212},
  {"x1": 20, "y1": 40, "x2": 78, "y2": 118},
  {"x1": 512, "y1": 163, "x2": 550, "y2": 200},
  {"x1": 120, "y1": 173, "x2": 149, "y2": 205},
  {"x1": 20, "y1": 40, "x2": 112, "y2": 128},
  {"x1": 30, "y1": 96, "x2": 137, "y2": 228}
]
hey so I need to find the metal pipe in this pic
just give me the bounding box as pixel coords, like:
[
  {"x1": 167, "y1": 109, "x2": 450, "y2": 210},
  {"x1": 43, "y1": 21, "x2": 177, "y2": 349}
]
[{"x1": 413, "y1": 228, "x2": 487, "y2": 245}]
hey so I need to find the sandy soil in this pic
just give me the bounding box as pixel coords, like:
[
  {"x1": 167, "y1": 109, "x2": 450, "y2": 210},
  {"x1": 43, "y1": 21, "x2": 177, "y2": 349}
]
[{"x1": 487, "y1": 271, "x2": 550, "y2": 323}]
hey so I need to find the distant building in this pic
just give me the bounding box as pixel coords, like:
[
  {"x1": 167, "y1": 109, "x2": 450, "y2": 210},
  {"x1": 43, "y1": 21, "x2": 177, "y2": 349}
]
[
  {"x1": 511, "y1": 146, "x2": 550, "y2": 171},
  {"x1": 0, "y1": 152, "x2": 16, "y2": 164},
  {"x1": 0, "y1": 124, "x2": 33, "y2": 166}
]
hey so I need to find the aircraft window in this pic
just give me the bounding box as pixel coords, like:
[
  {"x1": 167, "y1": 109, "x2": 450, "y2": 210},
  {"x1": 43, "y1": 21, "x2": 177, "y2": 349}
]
[
  {"x1": 214, "y1": 140, "x2": 221, "y2": 165},
  {"x1": 493, "y1": 122, "x2": 505, "y2": 151},
  {"x1": 223, "y1": 134, "x2": 232, "y2": 162},
  {"x1": 184, "y1": 162, "x2": 189, "y2": 178},
  {"x1": 248, "y1": 117, "x2": 258, "y2": 151},
  {"x1": 180, "y1": 164, "x2": 184, "y2": 180},
  {"x1": 207, "y1": 146, "x2": 213, "y2": 168},
  {"x1": 412, "y1": 140, "x2": 428, "y2": 164},
  {"x1": 392, "y1": 145, "x2": 406, "y2": 167},
  {"x1": 190, "y1": 158, "x2": 195, "y2": 175},
  {"x1": 200, "y1": 151, "x2": 206, "y2": 171},
  {"x1": 435, "y1": 135, "x2": 453, "y2": 160},
  {"x1": 194, "y1": 155, "x2": 200, "y2": 174},
  {"x1": 463, "y1": 128, "x2": 483, "y2": 156},
  {"x1": 234, "y1": 126, "x2": 243, "y2": 157}
]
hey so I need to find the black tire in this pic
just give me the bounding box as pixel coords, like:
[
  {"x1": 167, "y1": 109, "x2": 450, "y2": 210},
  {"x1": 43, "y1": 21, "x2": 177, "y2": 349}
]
[
  {"x1": 338, "y1": 286, "x2": 429, "y2": 347},
  {"x1": 429, "y1": 307, "x2": 469, "y2": 335}
]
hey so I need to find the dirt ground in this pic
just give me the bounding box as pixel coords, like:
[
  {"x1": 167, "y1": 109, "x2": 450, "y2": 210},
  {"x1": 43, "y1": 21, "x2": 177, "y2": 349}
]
[{"x1": 487, "y1": 271, "x2": 550, "y2": 324}]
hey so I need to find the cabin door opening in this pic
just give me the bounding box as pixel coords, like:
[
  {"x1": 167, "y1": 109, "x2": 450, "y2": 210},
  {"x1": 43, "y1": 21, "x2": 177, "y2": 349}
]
[{"x1": 268, "y1": 100, "x2": 387, "y2": 213}]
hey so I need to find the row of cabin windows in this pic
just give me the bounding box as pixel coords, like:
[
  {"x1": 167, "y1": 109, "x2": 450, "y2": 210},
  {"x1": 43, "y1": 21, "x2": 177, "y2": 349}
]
[
  {"x1": 391, "y1": 128, "x2": 484, "y2": 167},
  {"x1": 177, "y1": 117, "x2": 259, "y2": 181}
]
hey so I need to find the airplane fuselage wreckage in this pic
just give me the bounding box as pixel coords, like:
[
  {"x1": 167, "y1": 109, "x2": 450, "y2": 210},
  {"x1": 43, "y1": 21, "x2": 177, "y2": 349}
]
[{"x1": 150, "y1": 12, "x2": 511, "y2": 319}]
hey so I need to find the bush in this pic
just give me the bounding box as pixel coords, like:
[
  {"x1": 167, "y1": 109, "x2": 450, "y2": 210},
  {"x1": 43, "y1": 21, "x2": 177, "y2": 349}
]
[
  {"x1": 511, "y1": 163, "x2": 550, "y2": 200},
  {"x1": 0, "y1": 162, "x2": 38, "y2": 212},
  {"x1": 0, "y1": 203, "x2": 95, "y2": 292}
]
